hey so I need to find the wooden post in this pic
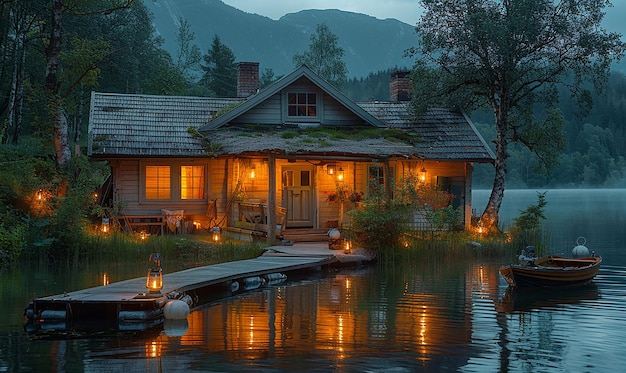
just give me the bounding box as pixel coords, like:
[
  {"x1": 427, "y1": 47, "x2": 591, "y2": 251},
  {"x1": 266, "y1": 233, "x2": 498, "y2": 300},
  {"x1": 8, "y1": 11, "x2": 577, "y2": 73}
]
[{"x1": 267, "y1": 153, "x2": 277, "y2": 243}]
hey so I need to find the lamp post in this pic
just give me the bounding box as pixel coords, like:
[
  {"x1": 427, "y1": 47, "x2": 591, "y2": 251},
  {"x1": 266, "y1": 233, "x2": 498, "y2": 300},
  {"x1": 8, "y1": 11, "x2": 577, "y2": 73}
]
[{"x1": 146, "y1": 253, "x2": 163, "y2": 295}]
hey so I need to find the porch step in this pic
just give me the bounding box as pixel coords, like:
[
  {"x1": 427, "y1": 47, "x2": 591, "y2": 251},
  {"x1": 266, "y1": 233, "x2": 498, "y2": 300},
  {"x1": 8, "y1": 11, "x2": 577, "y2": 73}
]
[{"x1": 282, "y1": 228, "x2": 330, "y2": 243}]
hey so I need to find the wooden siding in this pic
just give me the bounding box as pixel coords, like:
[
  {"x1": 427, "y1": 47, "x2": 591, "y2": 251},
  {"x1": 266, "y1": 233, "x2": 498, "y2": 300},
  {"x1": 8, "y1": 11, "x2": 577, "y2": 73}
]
[
  {"x1": 232, "y1": 94, "x2": 281, "y2": 125},
  {"x1": 110, "y1": 158, "x2": 234, "y2": 230}
]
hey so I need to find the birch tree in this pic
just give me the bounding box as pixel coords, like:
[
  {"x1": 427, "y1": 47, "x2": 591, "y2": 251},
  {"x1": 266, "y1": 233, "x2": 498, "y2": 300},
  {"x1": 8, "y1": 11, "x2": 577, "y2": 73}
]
[{"x1": 293, "y1": 23, "x2": 347, "y2": 88}]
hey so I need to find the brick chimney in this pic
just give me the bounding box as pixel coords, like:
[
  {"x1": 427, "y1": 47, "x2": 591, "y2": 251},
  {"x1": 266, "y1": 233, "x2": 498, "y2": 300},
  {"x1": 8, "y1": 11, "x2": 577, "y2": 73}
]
[
  {"x1": 237, "y1": 62, "x2": 260, "y2": 98},
  {"x1": 389, "y1": 70, "x2": 411, "y2": 101}
]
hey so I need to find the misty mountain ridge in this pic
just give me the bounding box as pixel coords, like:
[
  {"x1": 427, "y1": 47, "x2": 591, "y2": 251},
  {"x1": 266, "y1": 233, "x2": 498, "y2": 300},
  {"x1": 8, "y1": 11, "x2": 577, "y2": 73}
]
[{"x1": 144, "y1": 0, "x2": 416, "y2": 78}]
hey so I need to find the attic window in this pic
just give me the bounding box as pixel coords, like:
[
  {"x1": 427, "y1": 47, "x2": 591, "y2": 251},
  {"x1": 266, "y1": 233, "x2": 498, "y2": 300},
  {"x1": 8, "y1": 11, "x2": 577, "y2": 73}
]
[{"x1": 288, "y1": 93, "x2": 317, "y2": 117}]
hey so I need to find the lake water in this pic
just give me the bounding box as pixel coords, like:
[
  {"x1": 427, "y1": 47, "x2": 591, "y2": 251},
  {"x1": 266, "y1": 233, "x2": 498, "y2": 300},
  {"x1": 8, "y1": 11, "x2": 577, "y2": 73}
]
[{"x1": 1, "y1": 189, "x2": 625, "y2": 372}]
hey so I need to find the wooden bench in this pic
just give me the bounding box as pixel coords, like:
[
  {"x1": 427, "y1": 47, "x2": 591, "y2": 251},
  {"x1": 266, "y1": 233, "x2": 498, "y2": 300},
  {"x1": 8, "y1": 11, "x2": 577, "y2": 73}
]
[{"x1": 120, "y1": 215, "x2": 165, "y2": 235}]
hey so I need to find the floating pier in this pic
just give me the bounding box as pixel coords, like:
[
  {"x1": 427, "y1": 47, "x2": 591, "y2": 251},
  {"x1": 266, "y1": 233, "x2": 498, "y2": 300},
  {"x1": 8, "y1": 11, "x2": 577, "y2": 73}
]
[{"x1": 24, "y1": 243, "x2": 373, "y2": 334}]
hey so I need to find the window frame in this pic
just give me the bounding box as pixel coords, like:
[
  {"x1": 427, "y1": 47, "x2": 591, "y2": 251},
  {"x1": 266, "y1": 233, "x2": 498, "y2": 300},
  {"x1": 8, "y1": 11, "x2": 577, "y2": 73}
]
[
  {"x1": 140, "y1": 161, "x2": 208, "y2": 203},
  {"x1": 283, "y1": 90, "x2": 323, "y2": 123}
]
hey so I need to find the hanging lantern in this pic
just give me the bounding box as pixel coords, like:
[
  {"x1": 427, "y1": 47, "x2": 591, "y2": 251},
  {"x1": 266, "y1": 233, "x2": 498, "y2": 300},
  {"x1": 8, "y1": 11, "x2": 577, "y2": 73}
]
[
  {"x1": 419, "y1": 167, "x2": 427, "y2": 182},
  {"x1": 336, "y1": 167, "x2": 345, "y2": 181},
  {"x1": 146, "y1": 253, "x2": 163, "y2": 294},
  {"x1": 210, "y1": 226, "x2": 221, "y2": 242},
  {"x1": 326, "y1": 163, "x2": 336, "y2": 175},
  {"x1": 249, "y1": 165, "x2": 256, "y2": 179}
]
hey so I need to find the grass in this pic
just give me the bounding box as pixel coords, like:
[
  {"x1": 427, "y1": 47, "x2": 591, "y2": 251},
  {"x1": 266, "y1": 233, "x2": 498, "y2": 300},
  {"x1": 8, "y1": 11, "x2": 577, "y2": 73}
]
[{"x1": 75, "y1": 229, "x2": 266, "y2": 271}]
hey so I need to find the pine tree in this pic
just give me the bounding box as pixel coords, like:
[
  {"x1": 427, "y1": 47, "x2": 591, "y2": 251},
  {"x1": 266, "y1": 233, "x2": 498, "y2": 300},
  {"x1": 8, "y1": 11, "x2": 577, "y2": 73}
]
[{"x1": 200, "y1": 35, "x2": 237, "y2": 97}]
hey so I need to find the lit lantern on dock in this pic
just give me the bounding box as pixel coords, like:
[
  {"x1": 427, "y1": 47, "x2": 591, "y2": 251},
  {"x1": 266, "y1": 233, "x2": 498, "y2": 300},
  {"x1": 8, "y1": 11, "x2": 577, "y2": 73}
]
[
  {"x1": 146, "y1": 253, "x2": 163, "y2": 294},
  {"x1": 210, "y1": 226, "x2": 221, "y2": 242},
  {"x1": 344, "y1": 237, "x2": 352, "y2": 254}
]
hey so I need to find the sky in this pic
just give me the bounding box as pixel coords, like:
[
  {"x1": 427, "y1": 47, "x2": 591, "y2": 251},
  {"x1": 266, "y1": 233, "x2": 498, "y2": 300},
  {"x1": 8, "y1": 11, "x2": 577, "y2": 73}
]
[{"x1": 221, "y1": 0, "x2": 626, "y2": 38}]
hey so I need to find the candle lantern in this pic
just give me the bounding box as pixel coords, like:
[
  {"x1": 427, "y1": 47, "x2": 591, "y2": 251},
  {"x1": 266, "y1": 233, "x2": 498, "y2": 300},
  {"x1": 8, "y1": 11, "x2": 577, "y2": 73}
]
[
  {"x1": 344, "y1": 236, "x2": 352, "y2": 254},
  {"x1": 210, "y1": 226, "x2": 221, "y2": 242},
  {"x1": 146, "y1": 253, "x2": 163, "y2": 294},
  {"x1": 101, "y1": 217, "x2": 110, "y2": 233}
]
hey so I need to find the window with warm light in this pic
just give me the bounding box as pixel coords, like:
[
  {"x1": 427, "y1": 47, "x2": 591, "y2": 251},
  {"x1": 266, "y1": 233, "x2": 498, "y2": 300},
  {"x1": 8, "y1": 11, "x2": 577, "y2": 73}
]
[
  {"x1": 287, "y1": 92, "x2": 317, "y2": 117},
  {"x1": 181, "y1": 165, "x2": 205, "y2": 199},
  {"x1": 145, "y1": 166, "x2": 171, "y2": 200}
]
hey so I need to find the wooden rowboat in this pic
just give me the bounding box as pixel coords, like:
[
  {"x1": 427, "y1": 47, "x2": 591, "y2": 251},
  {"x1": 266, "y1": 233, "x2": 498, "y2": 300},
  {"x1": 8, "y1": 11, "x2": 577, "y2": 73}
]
[{"x1": 499, "y1": 253, "x2": 602, "y2": 288}]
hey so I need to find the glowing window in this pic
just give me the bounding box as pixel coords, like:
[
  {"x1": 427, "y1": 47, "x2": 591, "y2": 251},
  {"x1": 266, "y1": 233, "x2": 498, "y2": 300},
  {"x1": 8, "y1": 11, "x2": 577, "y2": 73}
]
[
  {"x1": 145, "y1": 166, "x2": 171, "y2": 200},
  {"x1": 181, "y1": 165, "x2": 205, "y2": 199}
]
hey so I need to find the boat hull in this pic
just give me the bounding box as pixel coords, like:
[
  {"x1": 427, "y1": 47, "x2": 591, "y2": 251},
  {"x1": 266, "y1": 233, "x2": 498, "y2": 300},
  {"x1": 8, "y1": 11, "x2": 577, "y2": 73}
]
[{"x1": 499, "y1": 256, "x2": 601, "y2": 288}]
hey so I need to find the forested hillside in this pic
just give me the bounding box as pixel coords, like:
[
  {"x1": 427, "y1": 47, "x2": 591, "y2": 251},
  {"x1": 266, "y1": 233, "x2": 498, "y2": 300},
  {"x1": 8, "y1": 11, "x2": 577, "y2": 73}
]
[{"x1": 143, "y1": 0, "x2": 415, "y2": 78}]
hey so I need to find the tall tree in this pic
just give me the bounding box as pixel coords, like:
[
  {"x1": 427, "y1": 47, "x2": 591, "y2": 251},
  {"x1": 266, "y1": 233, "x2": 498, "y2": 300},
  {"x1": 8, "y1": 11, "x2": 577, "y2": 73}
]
[
  {"x1": 175, "y1": 17, "x2": 201, "y2": 82},
  {"x1": 408, "y1": 0, "x2": 625, "y2": 232},
  {"x1": 200, "y1": 35, "x2": 236, "y2": 97},
  {"x1": 44, "y1": 0, "x2": 135, "y2": 169},
  {"x1": 293, "y1": 23, "x2": 348, "y2": 88}
]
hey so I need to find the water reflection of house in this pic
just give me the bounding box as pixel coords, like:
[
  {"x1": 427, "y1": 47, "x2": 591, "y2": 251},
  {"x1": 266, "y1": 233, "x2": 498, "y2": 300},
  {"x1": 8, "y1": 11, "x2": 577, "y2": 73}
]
[
  {"x1": 173, "y1": 268, "x2": 494, "y2": 365},
  {"x1": 88, "y1": 64, "x2": 495, "y2": 239}
]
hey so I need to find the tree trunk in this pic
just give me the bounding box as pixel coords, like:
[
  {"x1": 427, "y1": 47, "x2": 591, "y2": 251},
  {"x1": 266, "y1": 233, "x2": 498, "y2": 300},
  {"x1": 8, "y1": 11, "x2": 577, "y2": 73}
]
[
  {"x1": 46, "y1": 0, "x2": 71, "y2": 168},
  {"x1": 481, "y1": 99, "x2": 509, "y2": 232}
]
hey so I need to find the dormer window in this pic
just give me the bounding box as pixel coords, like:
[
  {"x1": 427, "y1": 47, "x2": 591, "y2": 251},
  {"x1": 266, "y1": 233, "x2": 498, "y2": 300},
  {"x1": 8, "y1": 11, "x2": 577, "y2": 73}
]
[{"x1": 288, "y1": 93, "x2": 317, "y2": 117}]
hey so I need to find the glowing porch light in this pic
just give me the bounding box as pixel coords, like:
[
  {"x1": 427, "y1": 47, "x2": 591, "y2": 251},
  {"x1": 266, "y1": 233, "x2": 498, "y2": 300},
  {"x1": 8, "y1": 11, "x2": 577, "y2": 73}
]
[
  {"x1": 336, "y1": 167, "x2": 344, "y2": 181},
  {"x1": 419, "y1": 167, "x2": 427, "y2": 182},
  {"x1": 327, "y1": 163, "x2": 336, "y2": 175}
]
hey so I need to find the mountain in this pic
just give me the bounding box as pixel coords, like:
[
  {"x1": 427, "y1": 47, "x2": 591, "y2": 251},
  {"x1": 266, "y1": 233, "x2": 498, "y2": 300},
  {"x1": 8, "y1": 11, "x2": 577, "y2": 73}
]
[{"x1": 143, "y1": 0, "x2": 416, "y2": 78}]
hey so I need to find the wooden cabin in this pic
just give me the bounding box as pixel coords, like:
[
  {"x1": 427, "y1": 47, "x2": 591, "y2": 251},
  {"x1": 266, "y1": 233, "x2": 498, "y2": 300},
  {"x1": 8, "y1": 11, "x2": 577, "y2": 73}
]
[{"x1": 88, "y1": 63, "x2": 495, "y2": 240}]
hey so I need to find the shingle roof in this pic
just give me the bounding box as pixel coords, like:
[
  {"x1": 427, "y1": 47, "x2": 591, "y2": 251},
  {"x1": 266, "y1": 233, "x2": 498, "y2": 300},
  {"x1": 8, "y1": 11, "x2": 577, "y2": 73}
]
[
  {"x1": 88, "y1": 91, "x2": 494, "y2": 162},
  {"x1": 88, "y1": 92, "x2": 241, "y2": 157},
  {"x1": 357, "y1": 102, "x2": 495, "y2": 162}
]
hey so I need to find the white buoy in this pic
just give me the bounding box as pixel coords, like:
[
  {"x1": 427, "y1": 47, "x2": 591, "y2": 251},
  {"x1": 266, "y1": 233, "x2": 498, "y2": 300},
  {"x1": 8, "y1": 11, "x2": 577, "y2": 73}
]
[
  {"x1": 163, "y1": 299, "x2": 190, "y2": 320},
  {"x1": 328, "y1": 228, "x2": 341, "y2": 240},
  {"x1": 572, "y1": 236, "x2": 590, "y2": 257}
]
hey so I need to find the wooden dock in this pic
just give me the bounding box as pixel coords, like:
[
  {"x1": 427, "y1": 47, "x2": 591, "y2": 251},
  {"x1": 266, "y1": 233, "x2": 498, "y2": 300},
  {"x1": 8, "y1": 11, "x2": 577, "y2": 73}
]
[{"x1": 24, "y1": 245, "x2": 347, "y2": 334}]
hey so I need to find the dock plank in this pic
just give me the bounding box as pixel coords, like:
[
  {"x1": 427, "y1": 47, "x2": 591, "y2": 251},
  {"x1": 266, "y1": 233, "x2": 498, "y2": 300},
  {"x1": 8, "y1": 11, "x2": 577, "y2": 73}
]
[{"x1": 35, "y1": 254, "x2": 335, "y2": 303}]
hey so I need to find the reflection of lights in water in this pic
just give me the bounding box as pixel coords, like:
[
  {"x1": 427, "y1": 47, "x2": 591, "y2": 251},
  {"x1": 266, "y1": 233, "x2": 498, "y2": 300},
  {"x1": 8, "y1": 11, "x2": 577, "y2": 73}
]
[
  {"x1": 146, "y1": 340, "x2": 160, "y2": 358},
  {"x1": 419, "y1": 306, "x2": 428, "y2": 358},
  {"x1": 344, "y1": 278, "x2": 351, "y2": 305},
  {"x1": 338, "y1": 315, "x2": 345, "y2": 357},
  {"x1": 102, "y1": 273, "x2": 109, "y2": 286},
  {"x1": 249, "y1": 315, "x2": 254, "y2": 348}
]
